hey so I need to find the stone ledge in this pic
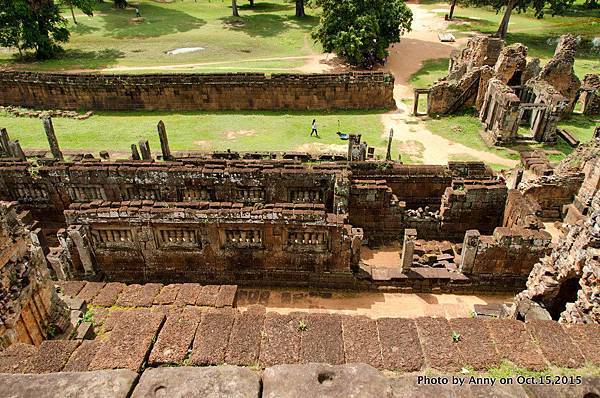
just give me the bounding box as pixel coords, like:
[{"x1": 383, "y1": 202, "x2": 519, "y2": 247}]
[{"x1": 0, "y1": 369, "x2": 138, "y2": 398}]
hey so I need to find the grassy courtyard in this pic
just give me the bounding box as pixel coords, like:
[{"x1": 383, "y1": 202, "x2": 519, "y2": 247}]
[
  {"x1": 0, "y1": 110, "x2": 393, "y2": 158},
  {"x1": 0, "y1": 0, "x2": 322, "y2": 72}
]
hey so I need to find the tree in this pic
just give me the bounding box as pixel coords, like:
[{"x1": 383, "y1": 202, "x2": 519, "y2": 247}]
[
  {"x1": 113, "y1": 0, "x2": 127, "y2": 9},
  {"x1": 0, "y1": 0, "x2": 92, "y2": 59},
  {"x1": 296, "y1": 0, "x2": 305, "y2": 17},
  {"x1": 448, "y1": 0, "x2": 457, "y2": 19},
  {"x1": 457, "y1": 0, "x2": 574, "y2": 38},
  {"x1": 232, "y1": 0, "x2": 239, "y2": 16},
  {"x1": 312, "y1": 0, "x2": 412, "y2": 68},
  {"x1": 61, "y1": 0, "x2": 94, "y2": 24}
]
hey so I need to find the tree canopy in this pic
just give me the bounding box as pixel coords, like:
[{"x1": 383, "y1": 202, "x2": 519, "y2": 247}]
[
  {"x1": 312, "y1": 0, "x2": 412, "y2": 68},
  {"x1": 0, "y1": 0, "x2": 92, "y2": 59},
  {"x1": 456, "y1": 0, "x2": 574, "y2": 38}
]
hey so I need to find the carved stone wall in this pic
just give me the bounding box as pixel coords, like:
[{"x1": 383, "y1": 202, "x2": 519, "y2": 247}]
[
  {"x1": 0, "y1": 72, "x2": 396, "y2": 111},
  {"x1": 57, "y1": 201, "x2": 362, "y2": 284}
]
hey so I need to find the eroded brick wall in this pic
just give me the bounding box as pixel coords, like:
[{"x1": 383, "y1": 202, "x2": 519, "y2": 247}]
[
  {"x1": 0, "y1": 72, "x2": 395, "y2": 111},
  {"x1": 59, "y1": 201, "x2": 362, "y2": 284},
  {"x1": 0, "y1": 202, "x2": 65, "y2": 350}
]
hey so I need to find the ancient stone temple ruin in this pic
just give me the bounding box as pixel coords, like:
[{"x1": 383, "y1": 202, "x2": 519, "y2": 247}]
[
  {"x1": 0, "y1": 201, "x2": 68, "y2": 349},
  {"x1": 512, "y1": 142, "x2": 600, "y2": 324},
  {"x1": 414, "y1": 34, "x2": 599, "y2": 147}
]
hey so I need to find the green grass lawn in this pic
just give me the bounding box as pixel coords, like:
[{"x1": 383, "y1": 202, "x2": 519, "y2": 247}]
[
  {"x1": 0, "y1": 110, "x2": 387, "y2": 158},
  {"x1": 408, "y1": 58, "x2": 449, "y2": 89},
  {"x1": 423, "y1": 109, "x2": 597, "y2": 164},
  {"x1": 421, "y1": 0, "x2": 600, "y2": 78},
  {"x1": 0, "y1": 0, "x2": 321, "y2": 72}
]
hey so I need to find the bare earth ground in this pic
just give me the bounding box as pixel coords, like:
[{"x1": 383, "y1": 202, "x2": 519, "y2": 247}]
[
  {"x1": 380, "y1": 4, "x2": 519, "y2": 166},
  {"x1": 237, "y1": 288, "x2": 512, "y2": 319}
]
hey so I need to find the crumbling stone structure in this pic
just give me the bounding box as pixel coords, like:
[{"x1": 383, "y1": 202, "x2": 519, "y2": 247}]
[
  {"x1": 578, "y1": 73, "x2": 600, "y2": 116},
  {"x1": 0, "y1": 149, "x2": 559, "y2": 292},
  {"x1": 513, "y1": 144, "x2": 600, "y2": 323},
  {"x1": 0, "y1": 72, "x2": 395, "y2": 111},
  {"x1": 0, "y1": 202, "x2": 68, "y2": 349},
  {"x1": 416, "y1": 34, "x2": 582, "y2": 146}
]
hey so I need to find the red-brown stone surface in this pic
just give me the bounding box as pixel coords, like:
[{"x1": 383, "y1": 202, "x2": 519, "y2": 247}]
[
  {"x1": 225, "y1": 305, "x2": 266, "y2": 366},
  {"x1": 526, "y1": 320, "x2": 585, "y2": 368},
  {"x1": 149, "y1": 309, "x2": 203, "y2": 366},
  {"x1": 154, "y1": 284, "x2": 181, "y2": 305},
  {"x1": 563, "y1": 324, "x2": 600, "y2": 365},
  {"x1": 0, "y1": 343, "x2": 38, "y2": 373},
  {"x1": 29, "y1": 340, "x2": 80, "y2": 373},
  {"x1": 189, "y1": 308, "x2": 236, "y2": 365},
  {"x1": 486, "y1": 318, "x2": 546, "y2": 370},
  {"x1": 342, "y1": 315, "x2": 383, "y2": 369},
  {"x1": 195, "y1": 285, "x2": 220, "y2": 307},
  {"x1": 377, "y1": 317, "x2": 423, "y2": 372},
  {"x1": 215, "y1": 285, "x2": 238, "y2": 308},
  {"x1": 449, "y1": 317, "x2": 500, "y2": 370},
  {"x1": 56, "y1": 281, "x2": 86, "y2": 297},
  {"x1": 115, "y1": 283, "x2": 162, "y2": 307},
  {"x1": 174, "y1": 284, "x2": 203, "y2": 306},
  {"x1": 88, "y1": 309, "x2": 165, "y2": 372},
  {"x1": 259, "y1": 312, "x2": 301, "y2": 367},
  {"x1": 77, "y1": 282, "x2": 106, "y2": 302},
  {"x1": 63, "y1": 339, "x2": 105, "y2": 372},
  {"x1": 416, "y1": 317, "x2": 464, "y2": 372},
  {"x1": 299, "y1": 313, "x2": 344, "y2": 365},
  {"x1": 91, "y1": 282, "x2": 126, "y2": 307}
]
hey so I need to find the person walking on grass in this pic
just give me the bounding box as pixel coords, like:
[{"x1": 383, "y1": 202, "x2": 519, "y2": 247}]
[{"x1": 310, "y1": 119, "x2": 319, "y2": 137}]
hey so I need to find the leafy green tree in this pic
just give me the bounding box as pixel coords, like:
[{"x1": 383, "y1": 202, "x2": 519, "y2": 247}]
[
  {"x1": 457, "y1": 0, "x2": 574, "y2": 38},
  {"x1": 0, "y1": 0, "x2": 92, "y2": 59},
  {"x1": 312, "y1": 0, "x2": 412, "y2": 68}
]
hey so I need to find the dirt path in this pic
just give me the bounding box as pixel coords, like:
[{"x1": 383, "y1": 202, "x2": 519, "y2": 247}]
[
  {"x1": 381, "y1": 104, "x2": 518, "y2": 166},
  {"x1": 380, "y1": 3, "x2": 517, "y2": 167}
]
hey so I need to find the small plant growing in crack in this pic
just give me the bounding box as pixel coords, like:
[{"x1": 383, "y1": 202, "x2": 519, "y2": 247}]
[
  {"x1": 452, "y1": 331, "x2": 461, "y2": 343},
  {"x1": 297, "y1": 320, "x2": 308, "y2": 332}
]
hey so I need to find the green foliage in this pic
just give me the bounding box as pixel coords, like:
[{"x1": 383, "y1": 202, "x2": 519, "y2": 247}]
[
  {"x1": 79, "y1": 308, "x2": 95, "y2": 326},
  {"x1": 312, "y1": 0, "x2": 412, "y2": 67},
  {"x1": 297, "y1": 319, "x2": 308, "y2": 331},
  {"x1": 454, "y1": 0, "x2": 575, "y2": 37},
  {"x1": 46, "y1": 323, "x2": 57, "y2": 338},
  {"x1": 0, "y1": 0, "x2": 91, "y2": 59},
  {"x1": 452, "y1": 331, "x2": 461, "y2": 342}
]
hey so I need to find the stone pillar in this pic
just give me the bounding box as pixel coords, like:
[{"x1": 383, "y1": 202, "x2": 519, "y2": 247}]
[
  {"x1": 67, "y1": 225, "x2": 96, "y2": 275},
  {"x1": 157, "y1": 120, "x2": 172, "y2": 161},
  {"x1": 594, "y1": 126, "x2": 600, "y2": 140},
  {"x1": 139, "y1": 140, "x2": 152, "y2": 160},
  {"x1": 386, "y1": 128, "x2": 394, "y2": 161},
  {"x1": 131, "y1": 144, "x2": 141, "y2": 160},
  {"x1": 459, "y1": 230, "x2": 480, "y2": 274},
  {"x1": 42, "y1": 117, "x2": 63, "y2": 161},
  {"x1": 0, "y1": 128, "x2": 10, "y2": 155},
  {"x1": 8, "y1": 141, "x2": 26, "y2": 161},
  {"x1": 46, "y1": 247, "x2": 71, "y2": 280},
  {"x1": 513, "y1": 168, "x2": 524, "y2": 189},
  {"x1": 413, "y1": 91, "x2": 419, "y2": 116},
  {"x1": 401, "y1": 229, "x2": 417, "y2": 273}
]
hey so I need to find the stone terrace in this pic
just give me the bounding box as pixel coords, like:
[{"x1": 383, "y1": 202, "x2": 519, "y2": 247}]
[{"x1": 2, "y1": 281, "x2": 597, "y2": 375}]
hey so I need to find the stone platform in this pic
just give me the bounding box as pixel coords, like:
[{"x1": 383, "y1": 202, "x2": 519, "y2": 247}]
[{"x1": 1, "y1": 364, "x2": 599, "y2": 398}]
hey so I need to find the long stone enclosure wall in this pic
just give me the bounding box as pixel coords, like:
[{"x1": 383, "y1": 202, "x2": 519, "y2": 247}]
[{"x1": 0, "y1": 72, "x2": 396, "y2": 111}]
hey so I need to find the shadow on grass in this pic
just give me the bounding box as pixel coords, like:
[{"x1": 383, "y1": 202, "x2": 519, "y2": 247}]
[
  {"x1": 1, "y1": 48, "x2": 125, "y2": 70},
  {"x1": 70, "y1": 21, "x2": 100, "y2": 35},
  {"x1": 221, "y1": 14, "x2": 318, "y2": 37},
  {"x1": 237, "y1": 2, "x2": 293, "y2": 13},
  {"x1": 100, "y1": 3, "x2": 205, "y2": 38}
]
